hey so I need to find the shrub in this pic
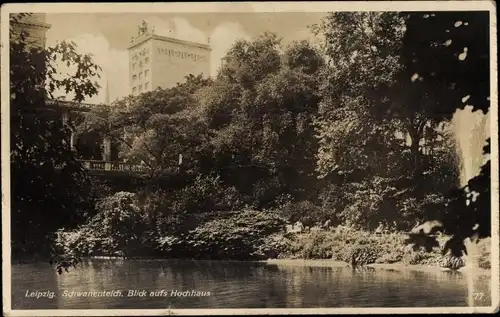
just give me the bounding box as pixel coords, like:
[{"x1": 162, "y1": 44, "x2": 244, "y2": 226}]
[
  {"x1": 402, "y1": 249, "x2": 439, "y2": 265},
  {"x1": 155, "y1": 234, "x2": 185, "y2": 255},
  {"x1": 256, "y1": 233, "x2": 292, "y2": 259},
  {"x1": 185, "y1": 209, "x2": 286, "y2": 260},
  {"x1": 277, "y1": 228, "x2": 450, "y2": 266},
  {"x1": 279, "y1": 228, "x2": 395, "y2": 263},
  {"x1": 279, "y1": 200, "x2": 332, "y2": 227},
  {"x1": 347, "y1": 243, "x2": 381, "y2": 265},
  {"x1": 54, "y1": 192, "x2": 151, "y2": 258},
  {"x1": 375, "y1": 252, "x2": 403, "y2": 264},
  {"x1": 152, "y1": 175, "x2": 243, "y2": 235},
  {"x1": 289, "y1": 231, "x2": 337, "y2": 259},
  {"x1": 54, "y1": 227, "x2": 97, "y2": 257}
]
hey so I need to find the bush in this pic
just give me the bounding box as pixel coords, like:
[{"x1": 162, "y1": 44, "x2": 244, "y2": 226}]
[
  {"x1": 375, "y1": 252, "x2": 403, "y2": 264},
  {"x1": 54, "y1": 192, "x2": 151, "y2": 258},
  {"x1": 255, "y1": 233, "x2": 292, "y2": 259},
  {"x1": 185, "y1": 209, "x2": 286, "y2": 260},
  {"x1": 402, "y1": 249, "x2": 439, "y2": 265},
  {"x1": 152, "y1": 175, "x2": 243, "y2": 235},
  {"x1": 277, "y1": 228, "x2": 448, "y2": 266},
  {"x1": 279, "y1": 229, "x2": 384, "y2": 262},
  {"x1": 279, "y1": 201, "x2": 332, "y2": 227},
  {"x1": 54, "y1": 227, "x2": 96, "y2": 257},
  {"x1": 286, "y1": 231, "x2": 337, "y2": 259},
  {"x1": 155, "y1": 234, "x2": 185, "y2": 255}
]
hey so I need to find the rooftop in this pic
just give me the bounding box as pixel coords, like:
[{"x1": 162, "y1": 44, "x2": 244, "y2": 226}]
[
  {"x1": 128, "y1": 33, "x2": 211, "y2": 51},
  {"x1": 127, "y1": 21, "x2": 211, "y2": 51},
  {"x1": 10, "y1": 13, "x2": 51, "y2": 30}
]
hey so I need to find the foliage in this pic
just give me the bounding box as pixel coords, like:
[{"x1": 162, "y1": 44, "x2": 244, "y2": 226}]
[
  {"x1": 397, "y1": 12, "x2": 491, "y2": 257},
  {"x1": 78, "y1": 74, "x2": 213, "y2": 181},
  {"x1": 313, "y1": 12, "x2": 405, "y2": 179},
  {"x1": 279, "y1": 228, "x2": 391, "y2": 261},
  {"x1": 199, "y1": 33, "x2": 324, "y2": 208},
  {"x1": 313, "y1": 11, "x2": 490, "y2": 254},
  {"x1": 279, "y1": 200, "x2": 333, "y2": 228},
  {"x1": 276, "y1": 228, "x2": 486, "y2": 270},
  {"x1": 218, "y1": 32, "x2": 282, "y2": 87},
  {"x1": 9, "y1": 13, "x2": 101, "y2": 257},
  {"x1": 184, "y1": 209, "x2": 286, "y2": 260},
  {"x1": 312, "y1": 12, "x2": 452, "y2": 232},
  {"x1": 12, "y1": 11, "x2": 492, "y2": 270},
  {"x1": 405, "y1": 134, "x2": 490, "y2": 257},
  {"x1": 255, "y1": 233, "x2": 292, "y2": 259},
  {"x1": 340, "y1": 178, "x2": 451, "y2": 231},
  {"x1": 150, "y1": 175, "x2": 243, "y2": 235},
  {"x1": 54, "y1": 192, "x2": 150, "y2": 258},
  {"x1": 398, "y1": 12, "x2": 490, "y2": 116}
]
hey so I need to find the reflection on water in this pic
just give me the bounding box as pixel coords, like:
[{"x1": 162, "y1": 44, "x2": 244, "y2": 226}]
[{"x1": 11, "y1": 259, "x2": 491, "y2": 309}]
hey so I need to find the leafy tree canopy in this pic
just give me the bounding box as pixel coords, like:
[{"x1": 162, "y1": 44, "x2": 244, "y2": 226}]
[{"x1": 9, "y1": 13, "x2": 102, "y2": 256}]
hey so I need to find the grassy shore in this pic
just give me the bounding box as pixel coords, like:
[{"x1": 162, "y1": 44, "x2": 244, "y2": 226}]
[
  {"x1": 15, "y1": 227, "x2": 491, "y2": 272},
  {"x1": 268, "y1": 230, "x2": 492, "y2": 270},
  {"x1": 265, "y1": 258, "x2": 492, "y2": 275}
]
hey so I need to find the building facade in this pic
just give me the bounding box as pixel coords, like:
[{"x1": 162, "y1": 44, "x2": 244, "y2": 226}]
[
  {"x1": 8, "y1": 14, "x2": 115, "y2": 163},
  {"x1": 9, "y1": 13, "x2": 51, "y2": 48},
  {"x1": 128, "y1": 21, "x2": 211, "y2": 96}
]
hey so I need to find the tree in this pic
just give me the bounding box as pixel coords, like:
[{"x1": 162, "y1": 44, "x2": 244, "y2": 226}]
[
  {"x1": 217, "y1": 32, "x2": 282, "y2": 88},
  {"x1": 79, "y1": 74, "x2": 213, "y2": 182},
  {"x1": 78, "y1": 75, "x2": 226, "y2": 242},
  {"x1": 374, "y1": 12, "x2": 490, "y2": 184},
  {"x1": 312, "y1": 12, "x2": 425, "y2": 229},
  {"x1": 398, "y1": 12, "x2": 491, "y2": 259},
  {"x1": 199, "y1": 34, "x2": 324, "y2": 208},
  {"x1": 9, "y1": 13, "x2": 101, "y2": 257},
  {"x1": 312, "y1": 11, "x2": 481, "y2": 232},
  {"x1": 313, "y1": 12, "x2": 406, "y2": 179}
]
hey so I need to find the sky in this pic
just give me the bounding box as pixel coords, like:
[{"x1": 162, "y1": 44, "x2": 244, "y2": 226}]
[{"x1": 45, "y1": 12, "x2": 326, "y2": 103}]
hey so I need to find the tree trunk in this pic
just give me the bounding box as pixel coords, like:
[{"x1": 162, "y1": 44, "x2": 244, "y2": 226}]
[
  {"x1": 144, "y1": 178, "x2": 157, "y2": 226},
  {"x1": 408, "y1": 130, "x2": 422, "y2": 183},
  {"x1": 406, "y1": 118, "x2": 428, "y2": 183}
]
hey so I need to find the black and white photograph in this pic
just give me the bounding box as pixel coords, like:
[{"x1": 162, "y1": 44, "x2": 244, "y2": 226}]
[{"x1": 1, "y1": 2, "x2": 498, "y2": 315}]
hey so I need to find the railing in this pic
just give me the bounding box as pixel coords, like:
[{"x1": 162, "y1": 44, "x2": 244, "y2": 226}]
[
  {"x1": 45, "y1": 99, "x2": 100, "y2": 111},
  {"x1": 79, "y1": 160, "x2": 149, "y2": 173}
]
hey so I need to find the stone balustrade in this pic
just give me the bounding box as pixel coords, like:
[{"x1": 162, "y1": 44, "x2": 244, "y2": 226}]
[{"x1": 78, "y1": 160, "x2": 148, "y2": 173}]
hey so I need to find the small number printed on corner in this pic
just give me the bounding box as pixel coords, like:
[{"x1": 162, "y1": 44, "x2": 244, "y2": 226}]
[{"x1": 473, "y1": 292, "x2": 485, "y2": 300}]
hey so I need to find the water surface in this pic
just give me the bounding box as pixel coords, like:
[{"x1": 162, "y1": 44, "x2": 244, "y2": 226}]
[{"x1": 11, "y1": 259, "x2": 491, "y2": 309}]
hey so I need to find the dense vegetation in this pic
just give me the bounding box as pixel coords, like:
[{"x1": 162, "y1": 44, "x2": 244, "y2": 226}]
[{"x1": 9, "y1": 12, "x2": 491, "y2": 269}]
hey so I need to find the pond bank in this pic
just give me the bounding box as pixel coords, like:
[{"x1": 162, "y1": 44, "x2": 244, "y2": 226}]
[
  {"x1": 265, "y1": 259, "x2": 492, "y2": 275},
  {"x1": 265, "y1": 258, "x2": 348, "y2": 267},
  {"x1": 12, "y1": 256, "x2": 491, "y2": 277}
]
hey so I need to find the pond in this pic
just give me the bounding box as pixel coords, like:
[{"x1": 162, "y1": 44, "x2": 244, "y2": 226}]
[{"x1": 11, "y1": 259, "x2": 491, "y2": 309}]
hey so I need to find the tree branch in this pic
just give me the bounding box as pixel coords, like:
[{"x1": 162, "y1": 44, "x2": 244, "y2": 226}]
[{"x1": 417, "y1": 118, "x2": 428, "y2": 136}]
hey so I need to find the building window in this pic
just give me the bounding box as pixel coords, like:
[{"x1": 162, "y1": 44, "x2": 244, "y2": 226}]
[
  {"x1": 144, "y1": 69, "x2": 149, "y2": 77},
  {"x1": 138, "y1": 72, "x2": 142, "y2": 80},
  {"x1": 132, "y1": 74, "x2": 137, "y2": 81},
  {"x1": 138, "y1": 85, "x2": 142, "y2": 92},
  {"x1": 145, "y1": 82, "x2": 149, "y2": 90},
  {"x1": 132, "y1": 63, "x2": 136, "y2": 70},
  {"x1": 145, "y1": 57, "x2": 149, "y2": 64},
  {"x1": 132, "y1": 87, "x2": 137, "y2": 94}
]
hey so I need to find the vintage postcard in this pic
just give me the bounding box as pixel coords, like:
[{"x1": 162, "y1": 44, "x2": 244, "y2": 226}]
[{"x1": 1, "y1": 1, "x2": 498, "y2": 315}]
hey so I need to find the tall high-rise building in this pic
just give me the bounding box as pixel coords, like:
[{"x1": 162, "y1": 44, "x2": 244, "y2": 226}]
[{"x1": 127, "y1": 21, "x2": 211, "y2": 96}]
